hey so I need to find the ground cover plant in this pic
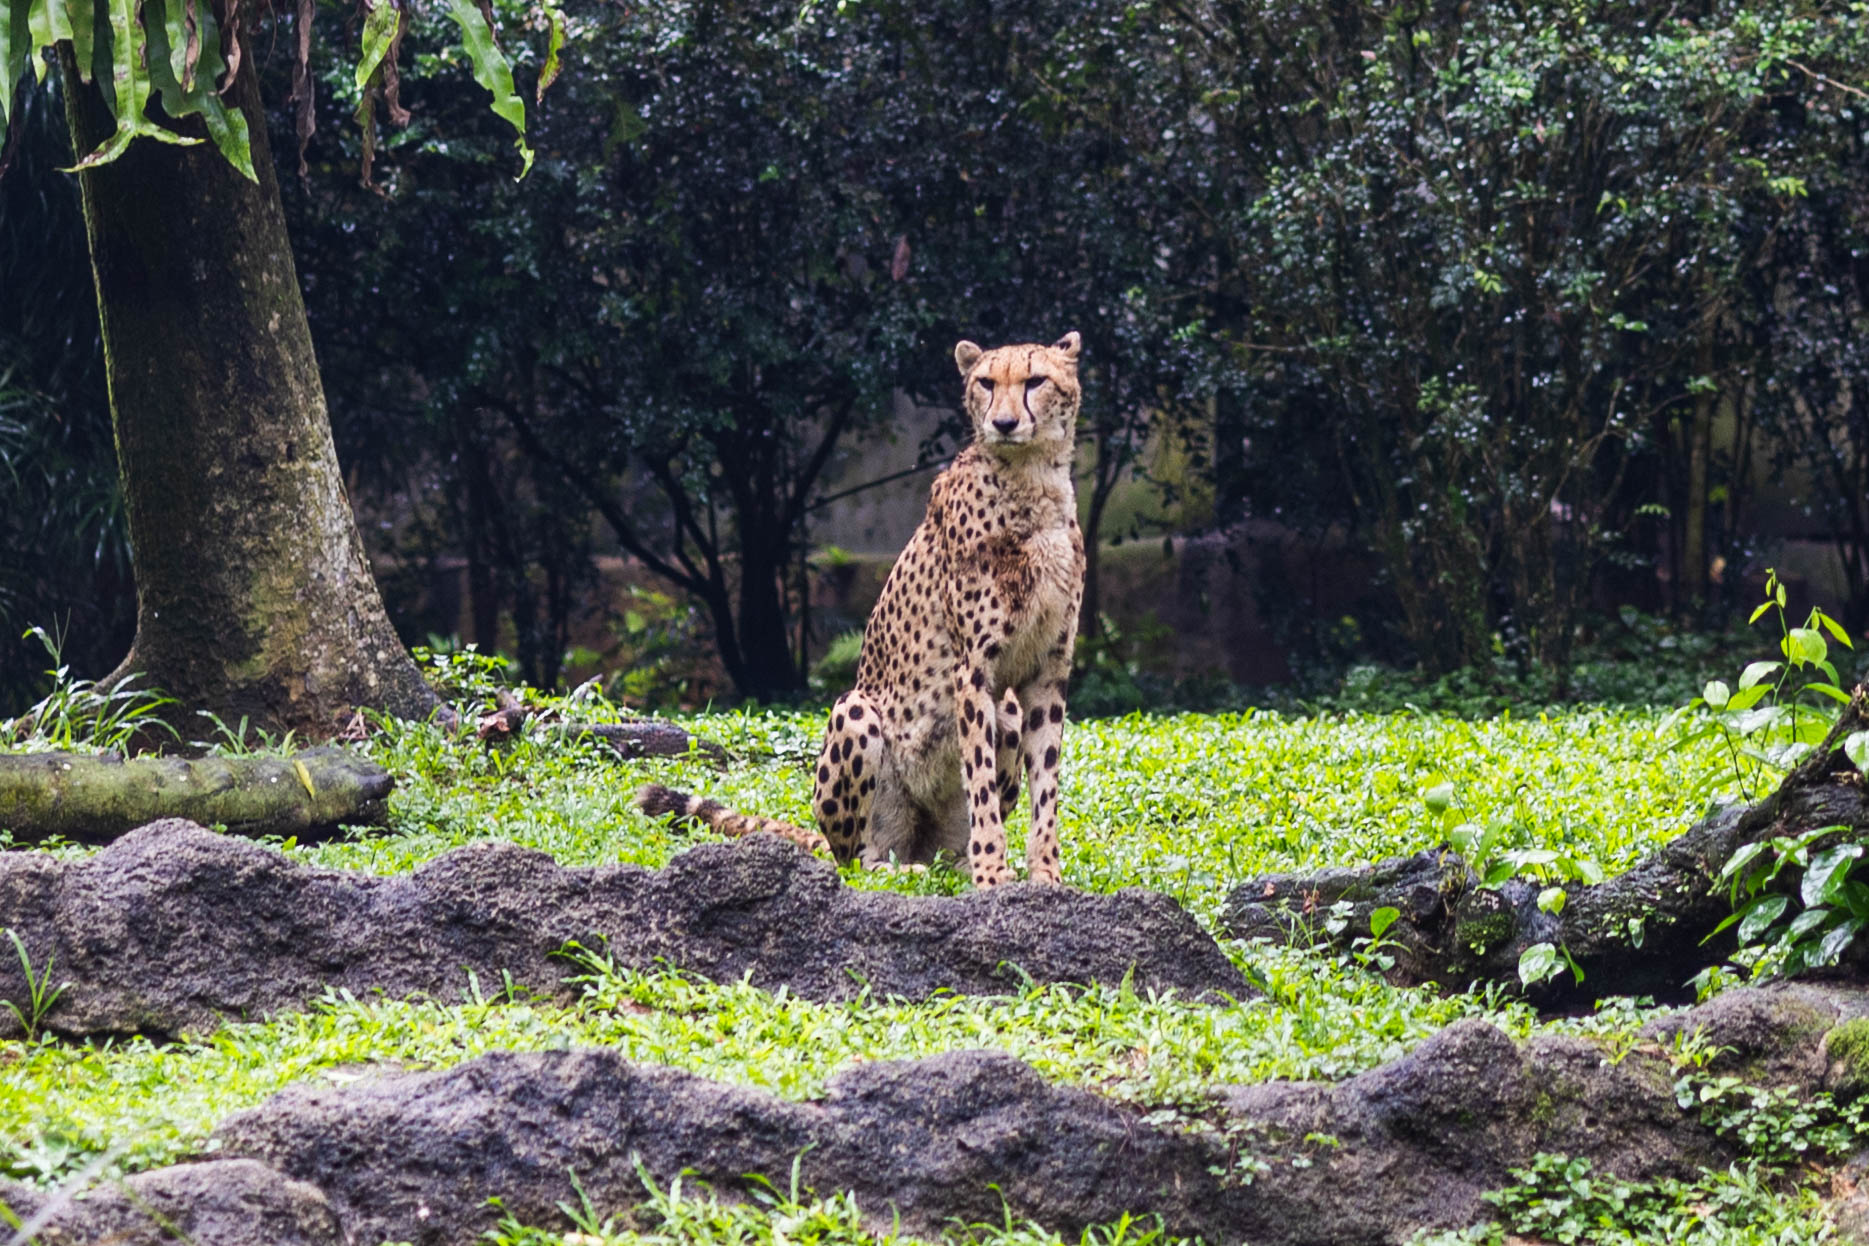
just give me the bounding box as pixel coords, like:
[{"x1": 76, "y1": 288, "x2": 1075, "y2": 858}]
[{"x1": 2, "y1": 663, "x2": 1862, "y2": 1241}]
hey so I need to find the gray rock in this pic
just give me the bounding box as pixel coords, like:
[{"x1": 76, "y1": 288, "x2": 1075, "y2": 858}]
[
  {"x1": 0, "y1": 1159, "x2": 339, "y2": 1246},
  {"x1": 0, "y1": 819, "x2": 1251, "y2": 1038},
  {"x1": 1640, "y1": 983, "x2": 1869, "y2": 1088},
  {"x1": 213, "y1": 1046, "x2": 1224, "y2": 1246},
  {"x1": 207, "y1": 1024, "x2": 1738, "y2": 1246},
  {"x1": 1213, "y1": 1018, "x2": 1727, "y2": 1244}
]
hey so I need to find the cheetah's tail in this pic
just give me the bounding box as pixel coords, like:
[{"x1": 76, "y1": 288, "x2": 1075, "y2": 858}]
[{"x1": 634, "y1": 783, "x2": 830, "y2": 856}]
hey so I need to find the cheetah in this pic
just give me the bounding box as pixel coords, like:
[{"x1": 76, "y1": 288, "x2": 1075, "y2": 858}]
[{"x1": 638, "y1": 332, "x2": 1086, "y2": 887}]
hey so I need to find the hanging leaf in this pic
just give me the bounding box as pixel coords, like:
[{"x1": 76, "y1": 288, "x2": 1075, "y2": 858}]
[
  {"x1": 69, "y1": 0, "x2": 204, "y2": 171},
  {"x1": 288, "y1": 0, "x2": 313, "y2": 179},
  {"x1": 66, "y1": 0, "x2": 96, "y2": 85},
  {"x1": 1, "y1": 0, "x2": 32, "y2": 134},
  {"x1": 25, "y1": 0, "x2": 52, "y2": 83},
  {"x1": 354, "y1": 0, "x2": 398, "y2": 94},
  {"x1": 216, "y1": 0, "x2": 239, "y2": 93},
  {"x1": 444, "y1": 0, "x2": 532, "y2": 177},
  {"x1": 145, "y1": 0, "x2": 254, "y2": 180},
  {"x1": 536, "y1": 3, "x2": 564, "y2": 103},
  {"x1": 43, "y1": 0, "x2": 74, "y2": 57},
  {"x1": 379, "y1": 0, "x2": 410, "y2": 124}
]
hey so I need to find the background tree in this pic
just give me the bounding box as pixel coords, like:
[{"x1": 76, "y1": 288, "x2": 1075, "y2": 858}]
[
  {"x1": 1173, "y1": 0, "x2": 1869, "y2": 672},
  {"x1": 287, "y1": 0, "x2": 1218, "y2": 696},
  {"x1": 0, "y1": 0, "x2": 548, "y2": 733}
]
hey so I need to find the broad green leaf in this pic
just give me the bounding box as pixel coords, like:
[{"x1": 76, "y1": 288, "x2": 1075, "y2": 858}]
[
  {"x1": 1846, "y1": 731, "x2": 1869, "y2": 774},
  {"x1": 1573, "y1": 858, "x2": 1605, "y2": 886},
  {"x1": 1784, "y1": 627, "x2": 1827, "y2": 668},
  {"x1": 144, "y1": 0, "x2": 252, "y2": 180},
  {"x1": 1, "y1": 0, "x2": 32, "y2": 130},
  {"x1": 69, "y1": 0, "x2": 203, "y2": 170},
  {"x1": 355, "y1": 0, "x2": 398, "y2": 93},
  {"x1": 1738, "y1": 660, "x2": 1781, "y2": 691},
  {"x1": 1720, "y1": 839, "x2": 1769, "y2": 881},
  {"x1": 1817, "y1": 918, "x2": 1864, "y2": 965},
  {"x1": 63, "y1": 0, "x2": 95, "y2": 83},
  {"x1": 1422, "y1": 782, "x2": 1453, "y2": 816},
  {"x1": 1536, "y1": 886, "x2": 1566, "y2": 915},
  {"x1": 1804, "y1": 680, "x2": 1852, "y2": 705},
  {"x1": 1816, "y1": 610, "x2": 1855, "y2": 650},
  {"x1": 159, "y1": 0, "x2": 194, "y2": 89},
  {"x1": 1748, "y1": 601, "x2": 1773, "y2": 625},
  {"x1": 443, "y1": 0, "x2": 532, "y2": 177},
  {"x1": 1841, "y1": 879, "x2": 1869, "y2": 921},
  {"x1": 1802, "y1": 843, "x2": 1863, "y2": 908},
  {"x1": 1517, "y1": 941, "x2": 1561, "y2": 987},
  {"x1": 1482, "y1": 859, "x2": 1516, "y2": 887},
  {"x1": 1701, "y1": 679, "x2": 1731, "y2": 711},
  {"x1": 536, "y1": 2, "x2": 564, "y2": 102},
  {"x1": 1725, "y1": 685, "x2": 1770, "y2": 712},
  {"x1": 43, "y1": 0, "x2": 73, "y2": 53},
  {"x1": 1738, "y1": 893, "x2": 1789, "y2": 945},
  {"x1": 1785, "y1": 906, "x2": 1834, "y2": 941},
  {"x1": 1732, "y1": 706, "x2": 1782, "y2": 737},
  {"x1": 25, "y1": 0, "x2": 52, "y2": 83},
  {"x1": 1369, "y1": 906, "x2": 1400, "y2": 939}
]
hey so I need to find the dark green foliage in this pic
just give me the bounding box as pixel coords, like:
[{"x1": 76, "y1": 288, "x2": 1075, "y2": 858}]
[
  {"x1": 1178, "y1": 0, "x2": 1869, "y2": 673},
  {"x1": 280, "y1": 0, "x2": 1219, "y2": 698}
]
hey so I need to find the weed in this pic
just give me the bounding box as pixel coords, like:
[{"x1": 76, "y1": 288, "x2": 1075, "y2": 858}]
[
  {"x1": 1, "y1": 928, "x2": 67, "y2": 1042},
  {"x1": 1, "y1": 625, "x2": 177, "y2": 753}
]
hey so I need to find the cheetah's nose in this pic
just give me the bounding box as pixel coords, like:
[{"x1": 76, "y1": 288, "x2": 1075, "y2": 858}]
[{"x1": 992, "y1": 417, "x2": 1018, "y2": 436}]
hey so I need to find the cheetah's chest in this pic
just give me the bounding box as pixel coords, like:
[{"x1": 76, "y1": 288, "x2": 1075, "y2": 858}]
[{"x1": 978, "y1": 524, "x2": 1081, "y2": 690}]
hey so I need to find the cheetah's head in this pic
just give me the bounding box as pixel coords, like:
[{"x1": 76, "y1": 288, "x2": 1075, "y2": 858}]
[{"x1": 953, "y1": 332, "x2": 1081, "y2": 459}]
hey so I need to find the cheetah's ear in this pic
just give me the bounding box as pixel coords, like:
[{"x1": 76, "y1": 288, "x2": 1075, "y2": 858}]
[
  {"x1": 1052, "y1": 331, "x2": 1082, "y2": 362},
  {"x1": 954, "y1": 340, "x2": 984, "y2": 375}
]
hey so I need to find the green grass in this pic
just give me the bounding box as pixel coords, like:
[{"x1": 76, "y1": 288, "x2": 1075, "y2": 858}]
[
  {"x1": 0, "y1": 697, "x2": 1823, "y2": 1240},
  {"x1": 301, "y1": 706, "x2": 1757, "y2": 932}
]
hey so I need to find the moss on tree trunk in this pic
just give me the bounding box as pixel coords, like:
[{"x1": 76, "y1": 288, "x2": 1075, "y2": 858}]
[{"x1": 58, "y1": 48, "x2": 438, "y2": 738}]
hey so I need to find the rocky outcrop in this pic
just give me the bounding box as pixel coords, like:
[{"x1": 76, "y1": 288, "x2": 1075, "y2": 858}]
[
  {"x1": 29, "y1": 986, "x2": 1865, "y2": 1246},
  {"x1": 0, "y1": 819, "x2": 1251, "y2": 1039}
]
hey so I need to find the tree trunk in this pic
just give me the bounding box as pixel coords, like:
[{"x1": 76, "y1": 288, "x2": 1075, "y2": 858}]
[
  {"x1": 1682, "y1": 337, "x2": 1715, "y2": 613},
  {"x1": 1225, "y1": 688, "x2": 1869, "y2": 1006},
  {"x1": 60, "y1": 51, "x2": 439, "y2": 738},
  {"x1": 734, "y1": 532, "x2": 805, "y2": 700}
]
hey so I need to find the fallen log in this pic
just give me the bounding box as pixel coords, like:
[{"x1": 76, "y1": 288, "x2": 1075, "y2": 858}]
[
  {"x1": 0, "y1": 747, "x2": 392, "y2": 845},
  {"x1": 1225, "y1": 688, "x2": 1869, "y2": 1005}
]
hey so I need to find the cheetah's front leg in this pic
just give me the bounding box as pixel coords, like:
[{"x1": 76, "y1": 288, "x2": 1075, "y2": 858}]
[
  {"x1": 814, "y1": 690, "x2": 885, "y2": 864},
  {"x1": 955, "y1": 666, "x2": 1009, "y2": 887},
  {"x1": 1018, "y1": 630, "x2": 1076, "y2": 884}
]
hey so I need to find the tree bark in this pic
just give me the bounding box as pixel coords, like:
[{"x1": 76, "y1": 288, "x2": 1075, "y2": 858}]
[
  {"x1": 59, "y1": 48, "x2": 439, "y2": 738},
  {"x1": 1225, "y1": 688, "x2": 1869, "y2": 1006},
  {"x1": 0, "y1": 746, "x2": 391, "y2": 843}
]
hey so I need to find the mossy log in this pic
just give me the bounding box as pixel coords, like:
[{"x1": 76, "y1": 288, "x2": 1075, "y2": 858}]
[
  {"x1": 1225, "y1": 688, "x2": 1869, "y2": 1005},
  {"x1": 0, "y1": 747, "x2": 392, "y2": 844}
]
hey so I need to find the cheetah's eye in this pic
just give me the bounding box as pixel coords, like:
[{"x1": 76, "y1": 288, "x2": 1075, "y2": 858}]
[
  {"x1": 977, "y1": 378, "x2": 995, "y2": 393},
  {"x1": 1025, "y1": 377, "x2": 1047, "y2": 392}
]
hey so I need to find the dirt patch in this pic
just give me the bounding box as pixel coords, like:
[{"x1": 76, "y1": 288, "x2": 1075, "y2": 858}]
[{"x1": 0, "y1": 819, "x2": 1251, "y2": 1039}]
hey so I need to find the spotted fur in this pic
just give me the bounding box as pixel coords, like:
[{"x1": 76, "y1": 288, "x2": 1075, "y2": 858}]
[{"x1": 636, "y1": 332, "x2": 1086, "y2": 887}]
